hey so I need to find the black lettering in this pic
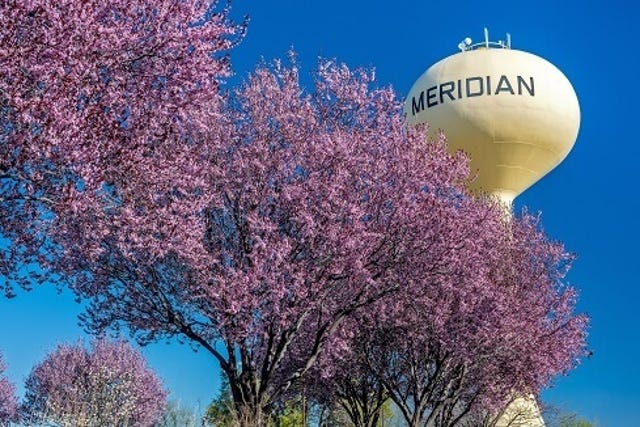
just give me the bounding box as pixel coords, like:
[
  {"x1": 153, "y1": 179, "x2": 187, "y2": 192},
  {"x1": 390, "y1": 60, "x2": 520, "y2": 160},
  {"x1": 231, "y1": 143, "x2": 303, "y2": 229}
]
[
  {"x1": 466, "y1": 77, "x2": 484, "y2": 97},
  {"x1": 427, "y1": 86, "x2": 438, "y2": 108},
  {"x1": 411, "y1": 91, "x2": 425, "y2": 115},
  {"x1": 517, "y1": 76, "x2": 535, "y2": 96},
  {"x1": 439, "y1": 81, "x2": 456, "y2": 104},
  {"x1": 419, "y1": 75, "x2": 535, "y2": 108},
  {"x1": 495, "y1": 75, "x2": 515, "y2": 95}
]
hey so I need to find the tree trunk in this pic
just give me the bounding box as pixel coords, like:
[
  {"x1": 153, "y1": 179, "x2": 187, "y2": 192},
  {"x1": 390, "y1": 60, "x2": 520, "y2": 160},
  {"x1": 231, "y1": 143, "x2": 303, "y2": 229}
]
[
  {"x1": 232, "y1": 401, "x2": 268, "y2": 427},
  {"x1": 227, "y1": 376, "x2": 270, "y2": 427}
]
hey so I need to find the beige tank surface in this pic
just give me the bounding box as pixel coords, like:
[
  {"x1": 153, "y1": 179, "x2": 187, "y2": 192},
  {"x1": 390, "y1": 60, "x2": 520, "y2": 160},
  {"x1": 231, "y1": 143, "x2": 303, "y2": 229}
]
[
  {"x1": 495, "y1": 396, "x2": 545, "y2": 427},
  {"x1": 404, "y1": 34, "x2": 580, "y2": 204}
]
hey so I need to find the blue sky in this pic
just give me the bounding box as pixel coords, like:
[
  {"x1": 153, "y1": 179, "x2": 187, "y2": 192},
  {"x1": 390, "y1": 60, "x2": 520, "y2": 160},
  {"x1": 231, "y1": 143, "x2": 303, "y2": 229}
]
[{"x1": 1, "y1": 0, "x2": 639, "y2": 425}]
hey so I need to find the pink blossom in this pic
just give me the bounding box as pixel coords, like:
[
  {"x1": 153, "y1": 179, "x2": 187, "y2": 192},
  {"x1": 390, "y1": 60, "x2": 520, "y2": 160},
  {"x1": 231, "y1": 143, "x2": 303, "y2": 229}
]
[
  {"x1": 0, "y1": 353, "x2": 18, "y2": 425},
  {"x1": 21, "y1": 339, "x2": 167, "y2": 426}
]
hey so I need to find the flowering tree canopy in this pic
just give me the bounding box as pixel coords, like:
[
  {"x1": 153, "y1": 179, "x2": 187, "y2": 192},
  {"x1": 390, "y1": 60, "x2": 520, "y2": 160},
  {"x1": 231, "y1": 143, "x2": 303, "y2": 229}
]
[
  {"x1": 0, "y1": 0, "x2": 242, "y2": 294},
  {"x1": 21, "y1": 339, "x2": 167, "y2": 427},
  {"x1": 0, "y1": 353, "x2": 17, "y2": 426},
  {"x1": 309, "y1": 214, "x2": 588, "y2": 427}
]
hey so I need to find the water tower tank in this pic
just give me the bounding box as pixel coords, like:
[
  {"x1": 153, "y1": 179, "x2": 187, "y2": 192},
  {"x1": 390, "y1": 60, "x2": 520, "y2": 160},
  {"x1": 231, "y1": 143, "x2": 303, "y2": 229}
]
[{"x1": 404, "y1": 31, "x2": 580, "y2": 204}]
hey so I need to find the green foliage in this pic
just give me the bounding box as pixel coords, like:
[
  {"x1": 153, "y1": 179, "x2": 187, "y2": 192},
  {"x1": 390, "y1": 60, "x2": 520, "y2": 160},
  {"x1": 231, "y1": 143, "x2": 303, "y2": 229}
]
[
  {"x1": 312, "y1": 400, "x2": 397, "y2": 427},
  {"x1": 204, "y1": 377, "x2": 308, "y2": 427},
  {"x1": 378, "y1": 400, "x2": 394, "y2": 426},
  {"x1": 558, "y1": 415, "x2": 596, "y2": 427},
  {"x1": 204, "y1": 376, "x2": 234, "y2": 427},
  {"x1": 273, "y1": 398, "x2": 305, "y2": 427}
]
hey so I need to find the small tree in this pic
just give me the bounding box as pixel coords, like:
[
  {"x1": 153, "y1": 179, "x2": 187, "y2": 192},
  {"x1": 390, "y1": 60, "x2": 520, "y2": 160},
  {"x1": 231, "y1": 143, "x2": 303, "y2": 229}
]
[
  {"x1": 541, "y1": 405, "x2": 597, "y2": 427},
  {"x1": 205, "y1": 376, "x2": 234, "y2": 427},
  {"x1": 271, "y1": 397, "x2": 306, "y2": 427},
  {"x1": 158, "y1": 400, "x2": 199, "y2": 427},
  {"x1": 22, "y1": 338, "x2": 167, "y2": 427},
  {"x1": 558, "y1": 416, "x2": 596, "y2": 427},
  {"x1": 0, "y1": 353, "x2": 17, "y2": 426}
]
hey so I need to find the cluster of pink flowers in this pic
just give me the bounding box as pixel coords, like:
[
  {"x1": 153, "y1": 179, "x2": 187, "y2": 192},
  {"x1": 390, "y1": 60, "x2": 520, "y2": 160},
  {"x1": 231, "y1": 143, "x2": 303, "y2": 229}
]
[
  {"x1": 0, "y1": 353, "x2": 17, "y2": 426},
  {"x1": 1, "y1": 0, "x2": 241, "y2": 290}
]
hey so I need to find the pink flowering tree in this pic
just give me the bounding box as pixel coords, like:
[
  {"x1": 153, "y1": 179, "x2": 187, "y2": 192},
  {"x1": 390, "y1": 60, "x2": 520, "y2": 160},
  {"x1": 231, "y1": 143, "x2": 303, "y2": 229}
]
[
  {"x1": 0, "y1": 353, "x2": 17, "y2": 426},
  {"x1": 21, "y1": 339, "x2": 167, "y2": 427},
  {"x1": 312, "y1": 214, "x2": 588, "y2": 427},
  {"x1": 0, "y1": 0, "x2": 242, "y2": 294}
]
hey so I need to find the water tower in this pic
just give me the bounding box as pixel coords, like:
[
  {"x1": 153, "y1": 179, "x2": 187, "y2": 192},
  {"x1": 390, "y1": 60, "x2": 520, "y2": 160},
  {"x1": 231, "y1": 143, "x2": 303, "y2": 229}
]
[
  {"x1": 404, "y1": 30, "x2": 580, "y2": 425},
  {"x1": 404, "y1": 29, "x2": 580, "y2": 206}
]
